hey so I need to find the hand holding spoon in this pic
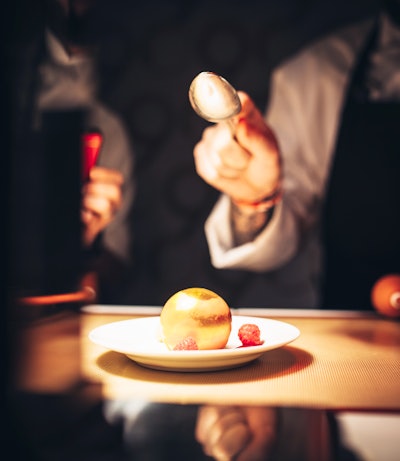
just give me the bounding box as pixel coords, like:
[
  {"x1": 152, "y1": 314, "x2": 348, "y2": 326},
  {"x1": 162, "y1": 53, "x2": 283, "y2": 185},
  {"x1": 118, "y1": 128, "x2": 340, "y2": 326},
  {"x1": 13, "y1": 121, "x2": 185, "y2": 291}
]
[{"x1": 189, "y1": 71, "x2": 241, "y2": 135}]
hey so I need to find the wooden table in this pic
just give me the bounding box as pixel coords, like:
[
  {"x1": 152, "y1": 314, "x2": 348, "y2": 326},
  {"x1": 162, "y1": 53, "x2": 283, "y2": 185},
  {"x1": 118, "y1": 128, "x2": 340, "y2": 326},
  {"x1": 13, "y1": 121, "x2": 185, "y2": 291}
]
[{"x1": 75, "y1": 306, "x2": 400, "y2": 411}]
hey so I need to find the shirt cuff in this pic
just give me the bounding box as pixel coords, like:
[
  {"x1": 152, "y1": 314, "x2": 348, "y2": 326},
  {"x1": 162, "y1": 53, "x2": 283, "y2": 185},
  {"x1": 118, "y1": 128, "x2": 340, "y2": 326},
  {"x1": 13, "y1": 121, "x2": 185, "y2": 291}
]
[{"x1": 205, "y1": 194, "x2": 297, "y2": 272}]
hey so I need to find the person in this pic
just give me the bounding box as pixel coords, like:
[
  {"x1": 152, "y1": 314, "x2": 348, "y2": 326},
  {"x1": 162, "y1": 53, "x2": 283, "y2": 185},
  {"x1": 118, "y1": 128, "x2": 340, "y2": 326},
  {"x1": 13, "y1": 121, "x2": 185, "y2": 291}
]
[
  {"x1": 12, "y1": 0, "x2": 135, "y2": 303},
  {"x1": 6, "y1": 2, "x2": 137, "y2": 460},
  {"x1": 193, "y1": 0, "x2": 400, "y2": 311},
  {"x1": 193, "y1": 2, "x2": 400, "y2": 460}
]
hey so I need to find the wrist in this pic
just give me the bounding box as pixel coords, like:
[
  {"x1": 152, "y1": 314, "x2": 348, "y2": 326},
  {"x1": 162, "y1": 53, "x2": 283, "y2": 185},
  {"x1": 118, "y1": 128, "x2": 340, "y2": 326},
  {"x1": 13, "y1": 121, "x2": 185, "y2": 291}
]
[
  {"x1": 230, "y1": 197, "x2": 278, "y2": 246},
  {"x1": 231, "y1": 184, "x2": 282, "y2": 214}
]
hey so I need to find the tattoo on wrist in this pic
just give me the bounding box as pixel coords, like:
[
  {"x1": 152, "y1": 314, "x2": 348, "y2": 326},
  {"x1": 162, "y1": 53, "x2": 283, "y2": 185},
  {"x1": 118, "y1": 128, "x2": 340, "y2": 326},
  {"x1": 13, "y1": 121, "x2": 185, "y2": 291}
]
[{"x1": 230, "y1": 201, "x2": 275, "y2": 246}]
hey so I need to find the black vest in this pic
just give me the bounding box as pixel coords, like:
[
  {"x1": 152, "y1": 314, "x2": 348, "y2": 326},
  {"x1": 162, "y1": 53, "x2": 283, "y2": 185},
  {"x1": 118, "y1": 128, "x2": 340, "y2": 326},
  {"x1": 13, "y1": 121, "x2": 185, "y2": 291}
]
[{"x1": 321, "y1": 23, "x2": 400, "y2": 310}]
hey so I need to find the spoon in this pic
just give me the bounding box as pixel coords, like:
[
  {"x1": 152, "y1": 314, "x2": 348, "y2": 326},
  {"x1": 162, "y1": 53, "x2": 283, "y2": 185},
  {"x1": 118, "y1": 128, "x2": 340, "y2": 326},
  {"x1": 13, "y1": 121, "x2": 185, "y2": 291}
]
[{"x1": 189, "y1": 71, "x2": 241, "y2": 135}]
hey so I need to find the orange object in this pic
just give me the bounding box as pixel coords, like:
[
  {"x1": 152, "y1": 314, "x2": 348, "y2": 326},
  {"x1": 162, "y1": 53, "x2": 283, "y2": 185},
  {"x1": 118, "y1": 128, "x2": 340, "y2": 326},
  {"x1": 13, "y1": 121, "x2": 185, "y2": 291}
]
[
  {"x1": 371, "y1": 274, "x2": 400, "y2": 318},
  {"x1": 17, "y1": 272, "x2": 98, "y2": 307},
  {"x1": 81, "y1": 132, "x2": 102, "y2": 181}
]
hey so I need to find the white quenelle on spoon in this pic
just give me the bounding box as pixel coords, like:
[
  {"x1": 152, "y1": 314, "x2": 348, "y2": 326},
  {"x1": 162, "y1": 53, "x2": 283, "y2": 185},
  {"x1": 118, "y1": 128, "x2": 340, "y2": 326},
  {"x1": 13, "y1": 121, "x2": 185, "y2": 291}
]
[{"x1": 189, "y1": 71, "x2": 241, "y2": 135}]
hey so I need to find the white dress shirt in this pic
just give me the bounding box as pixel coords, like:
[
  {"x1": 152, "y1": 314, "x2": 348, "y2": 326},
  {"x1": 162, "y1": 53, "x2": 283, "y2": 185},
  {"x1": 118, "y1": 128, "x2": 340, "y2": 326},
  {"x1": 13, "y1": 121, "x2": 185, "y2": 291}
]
[{"x1": 205, "y1": 14, "x2": 400, "y2": 308}]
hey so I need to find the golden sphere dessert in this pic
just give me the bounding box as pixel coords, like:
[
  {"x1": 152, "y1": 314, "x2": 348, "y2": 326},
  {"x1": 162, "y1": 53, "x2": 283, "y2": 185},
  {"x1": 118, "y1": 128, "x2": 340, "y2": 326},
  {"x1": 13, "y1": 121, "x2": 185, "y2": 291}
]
[{"x1": 160, "y1": 287, "x2": 232, "y2": 350}]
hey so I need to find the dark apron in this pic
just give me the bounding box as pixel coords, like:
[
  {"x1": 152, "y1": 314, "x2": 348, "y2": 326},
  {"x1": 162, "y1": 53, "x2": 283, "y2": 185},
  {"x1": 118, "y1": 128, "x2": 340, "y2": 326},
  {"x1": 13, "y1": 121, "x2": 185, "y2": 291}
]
[{"x1": 321, "y1": 23, "x2": 400, "y2": 310}]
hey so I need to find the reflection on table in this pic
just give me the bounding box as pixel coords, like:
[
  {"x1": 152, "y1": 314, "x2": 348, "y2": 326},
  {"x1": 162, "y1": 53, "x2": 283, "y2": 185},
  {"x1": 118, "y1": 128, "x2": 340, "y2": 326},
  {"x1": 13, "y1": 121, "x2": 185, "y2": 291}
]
[{"x1": 10, "y1": 306, "x2": 400, "y2": 461}]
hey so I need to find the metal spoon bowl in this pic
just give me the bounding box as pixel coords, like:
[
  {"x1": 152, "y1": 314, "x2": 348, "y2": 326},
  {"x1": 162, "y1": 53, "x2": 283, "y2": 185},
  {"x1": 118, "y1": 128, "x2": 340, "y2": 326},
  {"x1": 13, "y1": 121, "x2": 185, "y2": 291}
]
[{"x1": 189, "y1": 71, "x2": 241, "y2": 123}]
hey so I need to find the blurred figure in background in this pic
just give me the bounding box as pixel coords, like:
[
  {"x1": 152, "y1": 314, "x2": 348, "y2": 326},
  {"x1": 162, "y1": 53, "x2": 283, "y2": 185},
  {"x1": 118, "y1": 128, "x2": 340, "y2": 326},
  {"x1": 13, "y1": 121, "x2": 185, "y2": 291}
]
[
  {"x1": 193, "y1": 0, "x2": 400, "y2": 312},
  {"x1": 7, "y1": 2, "x2": 136, "y2": 459},
  {"x1": 11, "y1": 0, "x2": 135, "y2": 303}
]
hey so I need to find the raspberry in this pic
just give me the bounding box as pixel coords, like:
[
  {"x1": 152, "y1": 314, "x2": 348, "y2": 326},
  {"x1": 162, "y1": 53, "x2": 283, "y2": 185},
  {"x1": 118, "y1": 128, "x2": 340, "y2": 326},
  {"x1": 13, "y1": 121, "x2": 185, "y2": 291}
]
[
  {"x1": 173, "y1": 336, "x2": 199, "y2": 350},
  {"x1": 238, "y1": 323, "x2": 264, "y2": 347}
]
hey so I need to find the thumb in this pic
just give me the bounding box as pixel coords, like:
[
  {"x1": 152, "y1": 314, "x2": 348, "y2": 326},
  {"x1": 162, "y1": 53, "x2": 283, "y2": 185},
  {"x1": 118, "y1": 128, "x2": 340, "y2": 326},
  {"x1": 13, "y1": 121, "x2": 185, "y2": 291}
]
[
  {"x1": 236, "y1": 91, "x2": 267, "y2": 130},
  {"x1": 234, "y1": 91, "x2": 279, "y2": 157},
  {"x1": 235, "y1": 114, "x2": 279, "y2": 161}
]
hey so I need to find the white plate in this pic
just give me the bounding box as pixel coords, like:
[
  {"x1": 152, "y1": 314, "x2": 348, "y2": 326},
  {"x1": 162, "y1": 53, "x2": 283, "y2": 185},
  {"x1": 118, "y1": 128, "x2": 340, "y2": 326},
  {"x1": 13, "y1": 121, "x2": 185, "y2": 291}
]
[{"x1": 88, "y1": 315, "x2": 300, "y2": 372}]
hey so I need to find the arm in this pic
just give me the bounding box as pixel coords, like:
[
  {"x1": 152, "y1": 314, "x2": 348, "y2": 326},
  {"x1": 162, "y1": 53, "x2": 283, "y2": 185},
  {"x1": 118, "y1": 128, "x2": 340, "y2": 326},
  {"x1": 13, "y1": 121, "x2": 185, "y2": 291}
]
[
  {"x1": 82, "y1": 104, "x2": 136, "y2": 303},
  {"x1": 193, "y1": 88, "x2": 301, "y2": 272},
  {"x1": 194, "y1": 91, "x2": 282, "y2": 245},
  {"x1": 195, "y1": 37, "x2": 352, "y2": 272}
]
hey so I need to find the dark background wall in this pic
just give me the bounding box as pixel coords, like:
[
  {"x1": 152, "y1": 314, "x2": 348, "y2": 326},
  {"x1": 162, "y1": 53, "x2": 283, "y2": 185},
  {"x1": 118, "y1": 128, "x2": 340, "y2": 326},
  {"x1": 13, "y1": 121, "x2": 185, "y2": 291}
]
[{"x1": 5, "y1": 0, "x2": 381, "y2": 308}]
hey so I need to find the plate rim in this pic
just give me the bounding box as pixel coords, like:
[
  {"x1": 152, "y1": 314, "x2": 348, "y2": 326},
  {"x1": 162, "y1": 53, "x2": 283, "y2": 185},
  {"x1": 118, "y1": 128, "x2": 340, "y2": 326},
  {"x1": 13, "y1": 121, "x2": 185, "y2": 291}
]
[{"x1": 88, "y1": 315, "x2": 300, "y2": 359}]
